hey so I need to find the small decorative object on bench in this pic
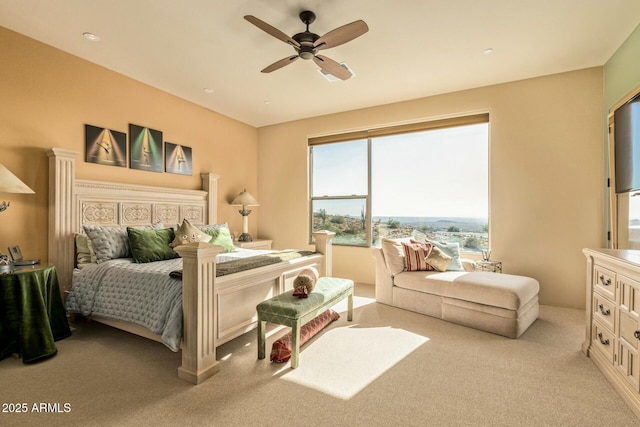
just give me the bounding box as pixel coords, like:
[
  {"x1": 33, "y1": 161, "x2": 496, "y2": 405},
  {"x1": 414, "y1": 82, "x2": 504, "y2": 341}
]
[
  {"x1": 292, "y1": 266, "x2": 319, "y2": 298},
  {"x1": 257, "y1": 277, "x2": 354, "y2": 368}
]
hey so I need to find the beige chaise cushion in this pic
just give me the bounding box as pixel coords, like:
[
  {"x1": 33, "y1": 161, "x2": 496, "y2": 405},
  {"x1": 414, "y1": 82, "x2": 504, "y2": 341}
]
[{"x1": 393, "y1": 271, "x2": 539, "y2": 310}]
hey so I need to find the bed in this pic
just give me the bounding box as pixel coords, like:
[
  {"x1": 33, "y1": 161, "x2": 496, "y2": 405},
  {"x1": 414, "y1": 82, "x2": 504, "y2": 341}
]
[{"x1": 46, "y1": 148, "x2": 334, "y2": 384}]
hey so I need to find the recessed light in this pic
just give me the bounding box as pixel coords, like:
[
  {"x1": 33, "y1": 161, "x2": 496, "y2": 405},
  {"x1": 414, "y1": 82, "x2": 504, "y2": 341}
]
[
  {"x1": 83, "y1": 32, "x2": 100, "y2": 42},
  {"x1": 483, "y1": 48, "x2": 494, "y2": 54},
  {"x1": 264, "y1": 101, "x2": 271, "y2": 105},
  {"x1": 203, "y1": 88, "x2": 214, "y2": 93}
]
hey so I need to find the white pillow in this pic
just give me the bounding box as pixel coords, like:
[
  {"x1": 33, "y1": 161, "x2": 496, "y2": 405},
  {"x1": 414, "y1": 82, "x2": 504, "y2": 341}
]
[{"x1": 380, "y1": 238, "x2": 406, "y2": 276}]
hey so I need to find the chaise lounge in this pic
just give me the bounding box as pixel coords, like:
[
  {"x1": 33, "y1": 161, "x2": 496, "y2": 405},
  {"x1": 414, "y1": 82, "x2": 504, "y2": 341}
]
[{"x1": 373, "y1": 238, "x2": 539, "y2": 338}]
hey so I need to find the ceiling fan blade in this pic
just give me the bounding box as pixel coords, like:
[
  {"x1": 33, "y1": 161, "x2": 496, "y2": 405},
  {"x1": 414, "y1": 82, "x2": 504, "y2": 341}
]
[
  {"x1": 313, "y1": 55, "x2": 352, "y2": 80},
  {"x1": 314, "y1": 20, "x2": 368, "y2": 50},
  {"x1": 244, "y1": 15, "x2": 300, "y2": 48},
  {"x1": 261, "y1": 55, "x2": 299, "y2": 73}
]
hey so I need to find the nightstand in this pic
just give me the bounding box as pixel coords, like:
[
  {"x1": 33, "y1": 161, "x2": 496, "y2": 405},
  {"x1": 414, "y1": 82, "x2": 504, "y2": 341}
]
[
  {"x1": 235, "y1": 239, "x2": 273, "y2": 250},
  {"x1": 0, "y1": 264, "x2": 71, "y2": 363},
  {"x1": 475, "y1": 260, "x2": 502, "y2": 273}
]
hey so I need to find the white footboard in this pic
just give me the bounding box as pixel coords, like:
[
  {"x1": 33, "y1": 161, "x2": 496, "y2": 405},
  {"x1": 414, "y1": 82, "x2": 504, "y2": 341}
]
[{"x1": 170, "y1": 232, "x2": 333, "y2": 384}]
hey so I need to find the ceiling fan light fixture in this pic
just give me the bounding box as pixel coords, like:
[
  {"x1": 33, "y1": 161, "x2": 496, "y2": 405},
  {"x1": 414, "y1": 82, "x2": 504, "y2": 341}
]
[{"x1": 318, "y1": 62, "x2": 354, "y2": 82}]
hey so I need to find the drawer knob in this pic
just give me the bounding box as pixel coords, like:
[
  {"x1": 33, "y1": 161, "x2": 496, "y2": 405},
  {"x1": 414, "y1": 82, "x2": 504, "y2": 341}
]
[
  {"x1": 598, "y1": 304, "x2": 611, "y2": 316},
  {"x1": 598, "y1": 275, "x2": 612, "y2": 286},
  {"x1": 598, "y1": 332, "x2": 610, "y2": 346},
  {"x1": 635, "y1": 331, "x2": 640, "y2": 340}
]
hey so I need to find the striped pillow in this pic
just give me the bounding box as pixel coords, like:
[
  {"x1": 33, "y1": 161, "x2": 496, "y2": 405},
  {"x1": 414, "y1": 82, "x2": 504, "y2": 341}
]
[{"x1": 401, "y1": 241, "x2": 435, "y2": 271}]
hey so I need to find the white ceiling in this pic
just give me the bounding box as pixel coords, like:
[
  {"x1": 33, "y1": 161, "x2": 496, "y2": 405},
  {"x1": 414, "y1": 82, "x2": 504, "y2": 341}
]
[{"x1": 1, "y1": 1, "x2": 640, "y2": 128}]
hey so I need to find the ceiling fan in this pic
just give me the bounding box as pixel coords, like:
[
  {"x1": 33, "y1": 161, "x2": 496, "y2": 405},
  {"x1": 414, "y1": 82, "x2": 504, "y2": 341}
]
[{"x1": 244, "y1": 10, "x2": 368, "y2": 80}]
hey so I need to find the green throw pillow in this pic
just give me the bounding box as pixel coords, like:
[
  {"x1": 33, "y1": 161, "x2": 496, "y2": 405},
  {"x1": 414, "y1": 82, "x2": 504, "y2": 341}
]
[
  {"x1": 127, "y1": 227, "x2": 178, "y2": 263},
  {"x1": 200, "y1": 225, "x2": 236, "y2": 253}
]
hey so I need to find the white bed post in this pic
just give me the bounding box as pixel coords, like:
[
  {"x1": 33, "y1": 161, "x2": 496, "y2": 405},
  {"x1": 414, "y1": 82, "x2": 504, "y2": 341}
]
[
  {"x1": 46, "y1": 148, "x2": 79, "y2": 297},
  {"x1": 312, "y1": 230, "x2": 335, "y2": 277},
  {"x1": 173, "y1": 242, "x2": 224, "y2": 384},
  {"x1": 201, "y1": 173, "x2": 219, "y2": 224}
]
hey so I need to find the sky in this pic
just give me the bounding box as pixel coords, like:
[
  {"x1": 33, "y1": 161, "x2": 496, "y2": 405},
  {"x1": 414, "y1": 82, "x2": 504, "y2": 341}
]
[{"x1": 312, "y1": 123, "x2": 489, "y2": 219}]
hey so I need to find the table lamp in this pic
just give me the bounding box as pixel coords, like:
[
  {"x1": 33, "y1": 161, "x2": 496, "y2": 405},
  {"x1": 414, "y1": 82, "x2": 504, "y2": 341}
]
[
  {"x1": 231, "y1": 189, "x2": 259, "y2": 242},
  {"x1": 0, "y1": 164, "x2": 35, "y2": 212}
]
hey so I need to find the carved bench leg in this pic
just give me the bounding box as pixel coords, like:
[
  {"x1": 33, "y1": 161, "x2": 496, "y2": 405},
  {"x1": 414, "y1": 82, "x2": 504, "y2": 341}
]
[
  {"x1": 258, "y1": 319, "x2": 266, "y2": 360},
  {"x1": 348, "y1": 293, "x2": 353, "y2": 321},
  {"x1": 291, "y1": 321, "x2": 301, "y2": 368}
]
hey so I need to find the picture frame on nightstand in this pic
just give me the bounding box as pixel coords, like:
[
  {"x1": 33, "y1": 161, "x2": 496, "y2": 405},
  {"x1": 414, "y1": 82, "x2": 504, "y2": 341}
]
[{"x1": 8, "y1": 245, "x2": 22, "y2": 262}]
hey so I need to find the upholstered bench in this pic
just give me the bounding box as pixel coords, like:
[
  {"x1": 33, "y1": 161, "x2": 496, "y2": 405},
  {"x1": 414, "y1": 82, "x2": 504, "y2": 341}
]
[{"x1": 257, "y1": 277, "x2": 354, "y2": 368}]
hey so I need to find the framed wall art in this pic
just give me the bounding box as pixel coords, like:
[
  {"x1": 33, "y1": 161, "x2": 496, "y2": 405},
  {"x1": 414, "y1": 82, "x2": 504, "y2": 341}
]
[
  {"x1": 129, "y1": 124, "x2": 163, "y2": 172},
  {"x1": 165, "y1": 142, "x2": 192, "y2": 175},
  {"x1": 85, "y1": 124, "x2": 127, "y2": 167}
]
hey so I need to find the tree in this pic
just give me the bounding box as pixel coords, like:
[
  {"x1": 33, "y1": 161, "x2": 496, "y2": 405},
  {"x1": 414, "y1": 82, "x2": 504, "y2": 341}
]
[
  {"x1": 330, "y1": 216, "x2": 344, "y2": 224},
  {"x1": 464, "y1": 236, "x2": 481, "y2": 250},
  {"x1": 318, "y1": 208, "x2": 327, "y2": 224},
  {"x1": 447, "y1": 226, "x2": 460, "y2": 232},
  {"x1": 360, "y1": 206, "x2": 366, "y2": 230}
]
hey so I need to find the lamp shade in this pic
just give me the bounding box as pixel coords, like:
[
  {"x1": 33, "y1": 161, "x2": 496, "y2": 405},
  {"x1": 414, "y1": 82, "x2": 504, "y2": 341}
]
[
  {"x1": 0, "y1": 164, "x2": 34, "y2": 194},
  {"x1": 231, "y1": 189, "x2": 259, "y2": 206}
]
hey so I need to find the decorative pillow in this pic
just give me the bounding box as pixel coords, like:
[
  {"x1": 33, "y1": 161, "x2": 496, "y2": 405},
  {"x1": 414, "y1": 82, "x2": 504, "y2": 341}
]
[
  {"x1": 270, "y1": 309, "x2": 340, "y2": 363},
  {"x1": 170, "y1": 219, "x2": 212, "y2": 248},
  {"x1": 293, "y1": 266, "x2": 319, "y2": 297},
  {"x1": 429, "y1": 240, "x2": 464, "y2": 271},
  {"x1": 380, "y1": 238, "x2": 406, "y2": 276},
  {"x1": 401, "y1": 241, "x2": 435, "y2": 271},
  {"x1": 75, "y1": 233, "x2": 97, "y2": 268},
  {"x1": 199, "y1": 223, "x2": 235, "y2": 253},
  {"x1": 425, "y1": 245, "x2": 452, "y2": 272},
  {"x1": 127, "y1": 227, "x2": 178, "y2": 263},
  {"x1": 83, "y1": 222, "x2": 164, "y2": 263}
]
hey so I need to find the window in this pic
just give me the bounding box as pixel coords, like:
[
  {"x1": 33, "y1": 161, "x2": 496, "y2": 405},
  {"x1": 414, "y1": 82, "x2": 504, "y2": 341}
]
[
  {"x1": 310, "y1": 140, "x2": 368, "y2": 245},
  {"x1": 309, "y1": 114, "x2": 489, "y2": 251}
]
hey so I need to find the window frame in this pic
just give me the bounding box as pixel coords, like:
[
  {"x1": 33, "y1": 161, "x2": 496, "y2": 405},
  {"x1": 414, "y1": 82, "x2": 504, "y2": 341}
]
[{"x1": 309, "y1": 113, "x2": 489, "y2": 248}]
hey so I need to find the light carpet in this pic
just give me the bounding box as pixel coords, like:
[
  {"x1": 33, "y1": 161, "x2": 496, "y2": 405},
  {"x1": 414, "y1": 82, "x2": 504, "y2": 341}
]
[{"x1": 1, "y1": 283, "x2": 638, "y2": 426}]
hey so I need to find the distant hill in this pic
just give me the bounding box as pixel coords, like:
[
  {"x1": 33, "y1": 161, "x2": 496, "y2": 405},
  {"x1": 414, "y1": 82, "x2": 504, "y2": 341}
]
[{"x1": 373, "y1": 216, "x2": 487, "y2": 233}]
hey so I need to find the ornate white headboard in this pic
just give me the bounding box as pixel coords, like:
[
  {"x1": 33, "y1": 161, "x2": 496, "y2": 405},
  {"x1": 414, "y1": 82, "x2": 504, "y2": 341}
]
[{"x1": 46, "y1": 148, "x2": 219, "y2": 294}]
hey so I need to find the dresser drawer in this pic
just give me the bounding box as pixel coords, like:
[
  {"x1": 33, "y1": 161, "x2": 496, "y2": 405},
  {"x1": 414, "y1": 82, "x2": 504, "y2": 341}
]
[
  {"x1": 594, "y1": 264, "x2": 617, "y2": 301},
  {"x1": 619, "y1": 311, "x2": 640, "y2": 350},
  {"x1": 593, "y1": 292, "x2": 616, "y2": 331},
  {"x1": 592, "y1": 321, "x2": 615, "y2": 364}
]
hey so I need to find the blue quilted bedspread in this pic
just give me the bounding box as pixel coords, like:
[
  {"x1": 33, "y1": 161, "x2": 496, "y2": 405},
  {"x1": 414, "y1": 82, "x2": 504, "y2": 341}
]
[{"x1": 65, "y1": 258, "x2": 184, "y2": 351}]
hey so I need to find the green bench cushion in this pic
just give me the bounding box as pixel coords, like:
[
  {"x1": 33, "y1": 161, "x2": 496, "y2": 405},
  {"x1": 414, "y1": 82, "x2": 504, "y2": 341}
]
[{"x1": 257, "y1": 277, "x2": 353, "y2": 320}]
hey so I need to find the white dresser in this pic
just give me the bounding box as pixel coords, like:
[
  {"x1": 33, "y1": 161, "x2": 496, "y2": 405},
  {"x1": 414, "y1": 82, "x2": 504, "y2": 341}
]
[{"x1": 583, "y1": 248, "x2": 640, "y2": 419}]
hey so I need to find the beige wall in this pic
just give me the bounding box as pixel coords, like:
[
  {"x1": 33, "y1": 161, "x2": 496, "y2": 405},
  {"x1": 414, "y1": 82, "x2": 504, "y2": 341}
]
[
  {"x1": 258, "y1": 68, "x2": 605, "y2": 309},
  {"x1": 604, "y1": 24, "x2": 640, "y2": 112},
  {"x1": 0, "y1": 27, "x2": 258, "y2": 261}
]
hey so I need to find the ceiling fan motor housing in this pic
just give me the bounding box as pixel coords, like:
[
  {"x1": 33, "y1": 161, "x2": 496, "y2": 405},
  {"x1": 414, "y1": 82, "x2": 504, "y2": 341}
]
[
  {"x1": 293, "y1": 31, "x2": 319, "y2": 59},
  {"x1": 295, "y1": 11, "x2": 319, "y2": 60}
]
